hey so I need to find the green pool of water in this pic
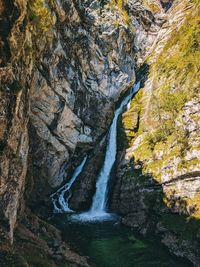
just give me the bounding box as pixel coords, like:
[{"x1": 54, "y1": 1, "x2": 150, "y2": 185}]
[{"x1": 52, "y1": 214, "x2": 192, "y2": 267}]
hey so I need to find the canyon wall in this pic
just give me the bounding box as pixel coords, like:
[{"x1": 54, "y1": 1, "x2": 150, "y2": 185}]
[
  {"x1": 0, "y1": 0, "x2": 199, "y2": 266},
  {"x1": 0, "y1": 0, "x2": 32, "y2": 245},
  {"x1": 0, "y1": 0, "x2": 136, "y2": 265},
  {"x1": 111, "y1": 0, "x2": 200, "y2": 265}
]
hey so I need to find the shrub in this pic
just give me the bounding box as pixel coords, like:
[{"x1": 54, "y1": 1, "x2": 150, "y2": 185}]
[
  {"x1": 159, "y1": 90, "x2": 187, "y2": 117},
  {"x1": 110, "y1": 0, "x2": 132, "y2": 25},
  {"x1": 28, "y1": 0, "x2": 54, "y2": 36},
  {"x1": 154, "y1": 4, "x2": 200, "y2": 89}
]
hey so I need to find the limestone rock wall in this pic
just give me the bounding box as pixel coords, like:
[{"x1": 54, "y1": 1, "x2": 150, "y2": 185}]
[
  {"x1": 0, "y1": 0, "x2": 137, "y2": 245},
  {"x1": 111, "y1": 1, "x2": 200, "y2": 265},
  {"x1": 29, "y1": 0, "x2": 136, "y2": 194},
  {"x1": 0, "y1": 0, "x2": 31, "y2": 244}
]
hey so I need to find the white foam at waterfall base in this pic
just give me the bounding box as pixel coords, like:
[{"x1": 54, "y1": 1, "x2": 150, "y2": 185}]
[
  {"x1": 71, "y1": 211, "x2": 115, "y2": 222},
  {"x1": 51, "y1": 156, "x2": 87, "y2": 213},
  {"x1": 71, "y1": 81, "x2": 141, "y2": 222}
]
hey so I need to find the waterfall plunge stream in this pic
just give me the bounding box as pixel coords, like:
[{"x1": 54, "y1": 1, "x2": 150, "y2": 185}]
[
  {"x1": 50, "y1": 82, "x2": 192, "y2": 267},
  {"x1": 51, "y1": 82, "x2": 140, "y2": 221},
  {"x1": 83, "y1": 81, "x2": 141, "y2": 220},
  {"x1": 51, "y1": 156, "x2": 87, "y2": 213}
]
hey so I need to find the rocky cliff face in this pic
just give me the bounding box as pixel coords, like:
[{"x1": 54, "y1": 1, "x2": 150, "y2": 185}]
[
  {"x1": 28, "y1": 0, "x2": 137, "y2": 212},
  {"x1": 0, "y1": 0, "x2": 136, "y2": 264},
  {"x1": 67, "y1": 0, "x2": 168, "y2": 211},
  {"x1": 111, "y1": 0, "x2": 200, "y2": 265},
  {"x1": 0, "y1": 0, "x2": 32, "y2": 245},
  {"x1": 0, "y1": 0, "x2": 199, "y2": 266}
]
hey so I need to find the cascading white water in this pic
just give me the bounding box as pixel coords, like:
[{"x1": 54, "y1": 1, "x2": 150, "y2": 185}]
[
  {"x1": 51, "y1": 82, "x2": 140, "y2": 220},
  {"x1": 72, "y1": 81, "x2": 141, "y2": 221},
  {"x1": 51, "y1": 156, "x2": 87, "y2": 213}
]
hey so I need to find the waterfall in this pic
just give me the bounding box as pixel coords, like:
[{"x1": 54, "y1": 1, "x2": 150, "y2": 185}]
[
  {"x1": 72, "y1": 81, "x2": 141, "y2": 221},
  {"x1": 51, "y1": 82, "x2": 140, "y2": 220},
  {"x1": 51, "y1": 156, "x2": 87, "y2": 213}
]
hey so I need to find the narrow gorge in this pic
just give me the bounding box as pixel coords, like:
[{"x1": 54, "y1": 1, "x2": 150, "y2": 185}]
[{"x1": 0, "y1": 0, "x2": 199, "y2": 266}]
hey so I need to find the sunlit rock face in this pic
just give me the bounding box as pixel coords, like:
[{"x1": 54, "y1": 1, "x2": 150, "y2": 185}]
[
  {"x1": 29, "y1": 0, "x2": 137, "y2": 190},
  {"x1": 1, "y1": 0, "x2": 161, "y2": 246},
  {"x1": 111, "y1": 1, "x2": 200, "y2": 265},
  {"x1": 0, "y1": 0, "x2": 136, "y2": 244},
  {"x1": 62, "y1": 1, "x2": 167, "y2": 212}
]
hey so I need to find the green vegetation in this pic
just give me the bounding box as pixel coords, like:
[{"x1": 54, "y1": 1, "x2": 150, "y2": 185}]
[
  {"x1": 117, "y1": 2, "x2": 200, "y2": 238},
  {"x1": 117, "y1": 87, "x2": 142, "y2": 151},
  {"x1": 22, "y1": 0, "x2": 55, "y2": 63},
  {"x1": 187, "y1": 194, "x2": 200, "y2": 219},
  {"x1": 121, "y1": 89, "x2": 143, "y2": 144},
  {"x1": 110, "y1": 0, "x2": 132, "y2": 25},
  {"x1": 128, "y1": 3, "x2": 200, "y2": 181},
  {"x1": 155, "y1": 7, "x2": 200, "y2": 88},
  {"x1": 147, "y1": 5, "x2": 200, "y2": 151},
  {"x1": 114, "y1": 0, "x2": 200, "y2": 257},
  {"x1": 28, "y1": 0, "x2": 54, "y2": 37}
]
